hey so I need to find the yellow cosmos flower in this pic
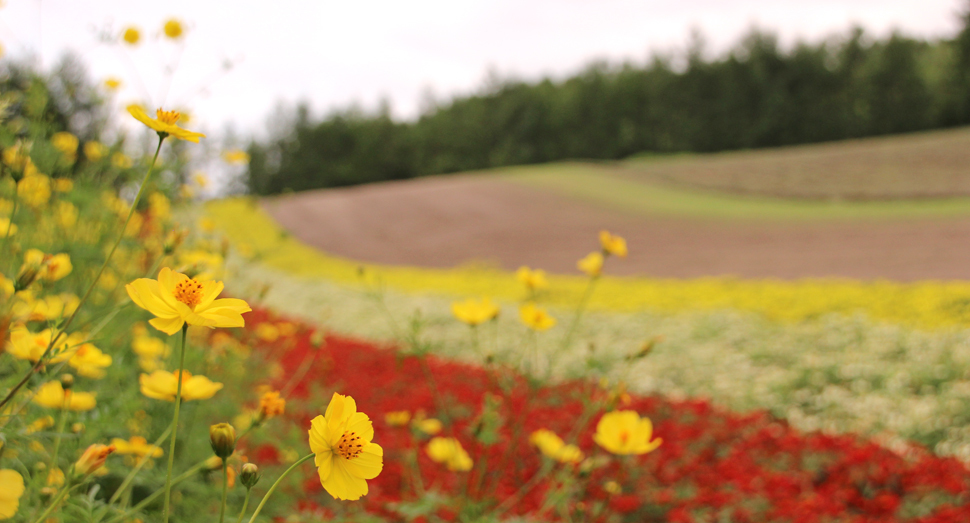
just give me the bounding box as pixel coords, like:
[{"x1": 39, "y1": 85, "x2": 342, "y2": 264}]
[
  {"x1": 599, "y1": 230, "x2": 628, "y2": 258},
  {"x1": 55, "y1": 201, "x2": 78, "y2": 229},
  {"x1": 26, "y1": 416, "x2": 55, "y2": 434},
  {"x1": 412, "y1": 416, "x2": 442, "y2": 435},
  {"x1": 193, "y1": 172, "x2": 209, "y2": 188},
  {"x1": 51, "y1": 132, "x2": 78, "y2": 160},
  {"x1": 308, "y1": 392, "x2": 383, "y2": 501},
  {"x1": 125, "y1": 267, "x2": 251, "y2": 335},
  {"x1": 6, "y1": 327, "x2": 83, "y2": 363},
  {"x1": 111, "y1": 152, "x2": 133, "y2": 169},
  {"x1": 0, "y1": 218, "x2": 16, "y2": 236},
  {"x1": 122, "y1": 26, "x2": 140, "y2": 45},
  {"x1": 32, "y1": 382, "x2": 96, "y2": 411},
  {"x1": 0, "y1": 469, "x2": 25, "y2": 520},
  {"x1": 17, "y1": 174, "x2": 51, "y2": 209},
  {"x1": 53, "y1": 178, "x2": 73, "y2": 192},
  {"x1": 451, "y1": 297, "x2": 499, "y2": 326},
  {"x1": 139, "y1": 370, "x2": 223, "y2": 402},
  {"x1": 163, "y1": 18, "x2": 183, "y2": 39},
  {"x1": 127, "y1": 105, "x2": 205, "y2": 143},
  {"x1": 222, "y1": 150, "x2": 250, "y2": 165},
  {"x1": 68, "y1": 344, "x2": 113, "y2": 379},
  {"x1": 426, "y1": 437, "x2": 473, "y2": 472},
  {"x1": 519, "y1": 302, "x2": 556, "y2": 331},
  {"x1": 84, "y1": 141, "x2": 107, "y2": 161},
  {"x1": 384, "y1": 411, "x2": 410, "y2": 427},
  {"x1": 255, "y1": 322, "x2": 280, "y2": 342},
  {"x1": 111, "y1": 436, "x2": 163, "y2": 459},
  {"x1": 529, "y1": 429, "x2": 584, "y2": 463},
  {"x1": 578, "y1": 251, "x2": 604, "y2": 277},
  {"x1": 258, "y1": 390, "x2": 286, "y2": 420},
  {"x1": 22, "y1": 249, "x2": 72, "y2": 282},
  {"x1": 11, "y1": 293, "x2": 80, "y2": 322},
  {"x1": 149, "y1": 192, "x2": 171, "y2": 220},
  {"x1": 593, "y1": 410, "x2": 662, "y2": 456},
  {"x1": 46, "y1": 467, "x2": 65, "y2": 486},
  {"x1": 132, "y1": 334, "x2": 169, "y2": 359},
  {"x1": 516, "y1": 266, "x2": 549, "y2": 291}
]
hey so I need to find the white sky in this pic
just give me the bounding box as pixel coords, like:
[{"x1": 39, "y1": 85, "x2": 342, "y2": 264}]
[{"x1": 0, "y1": 0, "x2": 965, "y2": 139}]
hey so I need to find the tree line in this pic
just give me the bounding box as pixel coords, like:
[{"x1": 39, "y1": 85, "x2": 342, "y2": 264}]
[{"x1": 245, "y1": 10, "x2": 970, "y2": 195}]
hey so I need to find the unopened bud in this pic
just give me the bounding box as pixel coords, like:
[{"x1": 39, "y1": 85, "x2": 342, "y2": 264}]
[
  {"x1": 163, "y1": 228, "x2": 187, "y2": 255},
  {"x1": 75, "y1": 444, "x2": 115, "y2": 475},
  {"x1": 14, "y1": 263, "x2": 39, "y2": 291},
  {"x1": 209, "y1": 423, "x2": 236, "y2": 459},
  {"x1": 71, "y1": 422, "x2": 84, "y2": 434},
  {"x1": 240, "y1": 463, "x2": 260, "y2": 489},
  {"x1": 59, "y1": 374, "x2": 75, "y2": 390}
]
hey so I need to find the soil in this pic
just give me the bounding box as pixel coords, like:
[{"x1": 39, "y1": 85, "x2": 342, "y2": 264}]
[{"x1": 262, "y1": 175, "x2": 970, "y2": 281}]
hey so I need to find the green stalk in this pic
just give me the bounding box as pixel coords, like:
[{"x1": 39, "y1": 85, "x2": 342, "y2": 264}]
[
  {"x1": 162, "y1": 323, "x2": 189, "y2": 523},
  {"x1": 219, "y1": 461, "x2": 229, "y2": 523},
  {"x1": 105, "y1": 459, "x2": 209, "y2": 523},
  {"x1": 48, "y1": 394, "x2": 70, "y2": 474},
  {"x1": 0, "y1": 136, "x2": 165, "y2": 412},
  {"x1": 246, "y1": 453, "x2": 315, "y2": 523},
  {"x1": 559, "y1": 275, "x2": 599, "y2": 351},
  {"x1": 2, "y1": 181, "x2": 19, "y2": 260},
  {"x1": 234, "y1": 489, "x2": 252, "y2": 523},
  {"x1": 108, "y1": 425, "x2": 172, "y2": 505},
  {"x1": 30, "y1": 479, "x2": 78, "y2": 523}
]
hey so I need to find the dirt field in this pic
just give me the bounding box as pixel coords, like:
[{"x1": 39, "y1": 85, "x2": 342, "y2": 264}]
[
  {"x1": 623, "y1": 127, "x2": 970, "y2": 200},
  {"x1": 262, "y1": 174, "x2": 970, "y2": 281}
]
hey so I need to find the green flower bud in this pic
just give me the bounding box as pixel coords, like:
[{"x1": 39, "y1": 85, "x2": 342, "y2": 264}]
[
  {"x1": 209, "y1": 423, "x2": 236, "y2": 459},
  {"x1": 240, "y1": 463, "x2": 260, "y2": 489}
]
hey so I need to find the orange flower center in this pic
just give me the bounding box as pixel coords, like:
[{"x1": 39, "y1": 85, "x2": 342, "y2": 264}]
[
  {"x1": 174, "y1": 370, "x2": 193, "y2": 384},
  {"x1": 619, "y1": 431, "x2": 630, "y2": 445},
  {"x1": 155, "y1": 109, "x2": 181, "y2": 125},
  {"x1": 174, "y1": 278, "x2": 203, "y2": 309},
  {"x1": 335, "y1": 430, "x2": 364, "y2": 460}
]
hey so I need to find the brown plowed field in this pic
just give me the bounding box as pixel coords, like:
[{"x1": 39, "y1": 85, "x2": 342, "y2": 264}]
[{"x1": 262, "y1": 175, "x2": 970, "y2": 281}]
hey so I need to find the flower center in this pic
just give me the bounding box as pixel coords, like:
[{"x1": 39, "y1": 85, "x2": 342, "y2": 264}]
[
  {"x1": 155, "y1": 109, "x2": 181, "y2": 125},
  {"x1": 174, "y1": 278, "x2": 203, "y2": 309},
  {"x1": 619, "y1": 431, "x2": 630, "y2": 445},
  {"x1": 335, "y1": 430, "x2": 364, "y2": 460}
]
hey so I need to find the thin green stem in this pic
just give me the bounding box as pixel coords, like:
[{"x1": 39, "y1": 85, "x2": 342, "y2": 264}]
[
  {"x1": 2, "y1": 181, "x2": 19, "y2": 258},
  {"x1": 48, "y1": 396, "x2": 70, "y2": 473},
  {"x1": 108, "y1": 425, "x2": 172, "y2": 505},
  {"x1": 0, "y1": 136, "x2": 165, "y2": 412},
  {"x1": 219, "y1": 462, "x2": 229, "y2": 523},
  {"x1": 246, "y1": 453, "x2": 315, "y2": 523},
  {"x1": 559, "y1": 275, "x2": 598, "y2": 351},
  {"x1": 162, "y1": 323, "x2": 189, "y2": 523},
  {"x1": 30, "y1": 479, "x2": 78, "y2": 523},
  {"x1": 234, "y1": 489, "x2": 252, "y2": 523},
  {"x1": 105, "y1": 460, "x2": 209, "y2": 523}
]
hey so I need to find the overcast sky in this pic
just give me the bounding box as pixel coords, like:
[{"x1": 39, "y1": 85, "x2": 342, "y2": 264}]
[{"x1": 0, "y1": 0, "x2": 965, "y2": 139}]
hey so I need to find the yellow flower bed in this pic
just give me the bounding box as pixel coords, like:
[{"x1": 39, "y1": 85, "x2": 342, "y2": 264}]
[{"x1": 207, "y1": 197, "x2": 970, "y2": 330}]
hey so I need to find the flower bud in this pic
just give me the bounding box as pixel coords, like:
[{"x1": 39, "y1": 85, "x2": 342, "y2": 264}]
[
  {"x1": 14, "y1": 262, "x2": 39, "y2": 291},
  {"x1": 163, "y1": 228, "x2": 187, "y2": 255},
  {"x1": 209, "y1": 423, "x2": 236, "y2": 459},
  {"x1": 75, "y1": 444, "x2": 115, "y2": 475},
  {"x1": 59, "y1": 373, "x2": 75, "y2": 390},
  {"x1": 240, "y1": 463, "x2": 260, "y2": 489}
]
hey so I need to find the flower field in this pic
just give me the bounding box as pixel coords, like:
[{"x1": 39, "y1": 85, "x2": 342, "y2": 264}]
[
  {"x1": 187, "y1": 310, "x2": 970, "y2": 523},
  {"x1": 6, "y1": 13, "x2": 970, "y2": 523}
]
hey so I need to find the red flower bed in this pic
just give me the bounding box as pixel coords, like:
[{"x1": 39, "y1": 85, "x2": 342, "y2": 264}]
[{"x1": 243, "y1": 309, "x2": 970, "y2": 522}]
